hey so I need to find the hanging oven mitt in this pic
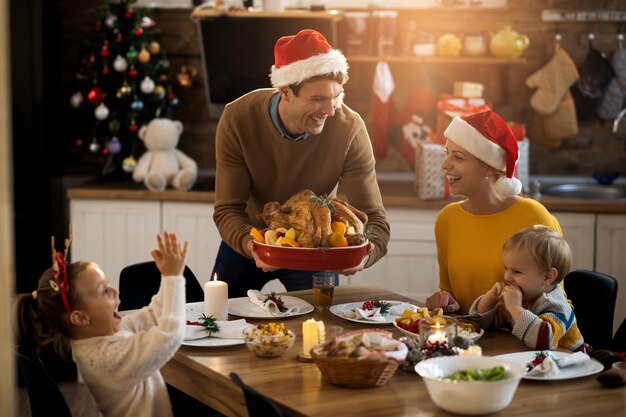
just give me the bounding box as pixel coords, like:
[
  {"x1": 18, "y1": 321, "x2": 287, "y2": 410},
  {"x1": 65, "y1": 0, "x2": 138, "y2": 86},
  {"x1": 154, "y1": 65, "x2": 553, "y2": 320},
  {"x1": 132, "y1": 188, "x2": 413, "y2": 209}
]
[
  {"x1": 372, "y1": 61, "x2": 396, "y2": 160},
  {"x1": 526, "y1": 45, "x2": 579, "y2": 115},
  {"x1": 530, "y1": 91, "x2": 579, "y2": 149},
  {"x1": 597, "y1": 44, "x2": 626, "y2": 120},
  {"x1": 570, "y1": 44, "x2": 615, "y2": 121}
]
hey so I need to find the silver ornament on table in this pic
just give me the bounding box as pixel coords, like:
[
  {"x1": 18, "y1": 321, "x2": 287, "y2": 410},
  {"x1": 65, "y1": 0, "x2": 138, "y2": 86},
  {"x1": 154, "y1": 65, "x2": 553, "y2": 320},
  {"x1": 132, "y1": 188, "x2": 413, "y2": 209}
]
[
  {"x1": 94, "y1": 103, "x2": 110, "y2": 120},
  {"x1": 70, "y1": 91, "x2": 84, "y2": 108},
  {"x1": 140, "y1": 76, "x2": 155, "y2": 94},
  {"x1": 113, "y1": 55, "x2": 128, "y2": 72}
]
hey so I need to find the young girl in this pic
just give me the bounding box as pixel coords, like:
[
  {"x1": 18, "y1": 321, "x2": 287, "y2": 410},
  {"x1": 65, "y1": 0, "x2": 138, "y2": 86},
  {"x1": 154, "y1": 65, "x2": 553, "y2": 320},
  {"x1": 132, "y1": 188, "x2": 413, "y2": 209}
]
[
  {"x1": 14, "y1": 230, "x2": 189, "y2": 417},
  {"x1": 469, "y1": 225, "x2": 584, "y2": 351}
]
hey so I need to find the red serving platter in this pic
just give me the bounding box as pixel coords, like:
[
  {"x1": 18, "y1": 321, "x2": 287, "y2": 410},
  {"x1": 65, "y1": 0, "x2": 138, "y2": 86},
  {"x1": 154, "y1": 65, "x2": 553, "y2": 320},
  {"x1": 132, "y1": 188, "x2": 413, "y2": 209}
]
[{"x1": 252, "y1": 240, "x2": 371, "y2": 271}]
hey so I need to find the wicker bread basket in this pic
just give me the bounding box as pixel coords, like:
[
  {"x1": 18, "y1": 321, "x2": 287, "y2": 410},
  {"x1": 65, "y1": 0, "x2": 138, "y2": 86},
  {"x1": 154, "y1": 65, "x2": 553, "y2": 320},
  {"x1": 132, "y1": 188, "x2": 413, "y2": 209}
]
[{"x1": 310, "y1": 345, "x2": 399, "y2": 388}]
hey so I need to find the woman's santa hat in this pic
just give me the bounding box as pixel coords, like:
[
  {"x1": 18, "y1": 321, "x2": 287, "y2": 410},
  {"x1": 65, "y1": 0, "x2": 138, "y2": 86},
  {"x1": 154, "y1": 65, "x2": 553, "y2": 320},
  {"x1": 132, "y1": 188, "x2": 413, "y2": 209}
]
[
  {"x1": 444, "y1": 110, "x2": 522, "y2": 197},
  {"x1": 270, "y1": 29, "x2": 348, "y2": 88}
]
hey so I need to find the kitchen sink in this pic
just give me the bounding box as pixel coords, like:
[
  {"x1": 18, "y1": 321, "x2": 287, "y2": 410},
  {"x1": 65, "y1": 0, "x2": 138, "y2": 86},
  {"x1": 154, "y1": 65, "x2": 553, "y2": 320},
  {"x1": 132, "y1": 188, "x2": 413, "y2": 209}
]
[{"x1": 541, "y1": 183, "x2": 626, "y2": 200}]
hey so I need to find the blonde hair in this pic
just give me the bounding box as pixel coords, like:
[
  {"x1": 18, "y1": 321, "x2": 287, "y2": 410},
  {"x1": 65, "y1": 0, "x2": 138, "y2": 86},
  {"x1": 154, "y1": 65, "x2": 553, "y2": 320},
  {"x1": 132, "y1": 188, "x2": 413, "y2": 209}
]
[
  {"x1": 13, "y1": 261, "x2": 94, "y2": 360},
  {"x1": 503, "y1": 225, "x2": 572, "y2": 284}
]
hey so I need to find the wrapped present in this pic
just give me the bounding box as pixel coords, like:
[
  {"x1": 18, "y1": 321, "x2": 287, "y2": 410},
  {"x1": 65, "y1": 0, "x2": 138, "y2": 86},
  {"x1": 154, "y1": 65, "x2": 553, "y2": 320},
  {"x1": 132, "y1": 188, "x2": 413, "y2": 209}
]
[
  {"x1": 414, "y1": 138, "x2": 450, "y2": 200},
  {"x1": 399, "y1": 114, "x2": 433, "y2": 166},
  {"x1": 436, "y1": 97, "x2": 491, "y2": 137},
  {"x1": 453, "y1": 82, "x2": 484, "y2": 98}
]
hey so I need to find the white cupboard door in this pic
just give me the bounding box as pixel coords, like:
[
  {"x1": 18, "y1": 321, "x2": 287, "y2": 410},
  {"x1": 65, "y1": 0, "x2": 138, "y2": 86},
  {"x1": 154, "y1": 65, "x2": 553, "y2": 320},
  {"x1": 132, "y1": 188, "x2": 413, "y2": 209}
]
[
  {"x1": 70, "y1": 199, "x2": 161, "y2": 289},
  {"x1": 162, "y1": 202, "x2": 221, "y2": 287},
  {"x1": 553, "y1": 212, "x2": 595, "y2": 271},
  {"x1": 596, "y1": 214, "x2": 626, "y2": 334}
]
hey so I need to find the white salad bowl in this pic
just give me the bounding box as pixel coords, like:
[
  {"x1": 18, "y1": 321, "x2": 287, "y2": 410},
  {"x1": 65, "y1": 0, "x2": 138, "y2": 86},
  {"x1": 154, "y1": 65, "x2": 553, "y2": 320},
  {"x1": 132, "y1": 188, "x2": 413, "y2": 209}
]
[{"x1": 415, "y1": 355, "x2": 525, "y2": 415}]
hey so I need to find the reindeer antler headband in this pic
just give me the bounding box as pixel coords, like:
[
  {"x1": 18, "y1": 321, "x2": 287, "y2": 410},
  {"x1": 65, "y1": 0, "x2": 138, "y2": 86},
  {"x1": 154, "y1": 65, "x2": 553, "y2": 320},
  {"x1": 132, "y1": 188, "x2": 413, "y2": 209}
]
[{"x1": 51, "y1": 224, "x2": 73, "y2": 317}]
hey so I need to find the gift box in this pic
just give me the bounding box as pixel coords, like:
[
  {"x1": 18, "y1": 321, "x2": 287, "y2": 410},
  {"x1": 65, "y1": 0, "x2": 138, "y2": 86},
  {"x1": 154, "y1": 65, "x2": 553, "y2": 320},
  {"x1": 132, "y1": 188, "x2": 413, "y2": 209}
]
[
  {"x1": 399, "y1": 114, "x2": 433, "y2": 166},
  {"x1": 453, "y1": 82, "x2": 484, "y2": 98},
  {"x1": 436, "y1": 97, "x2": 491, "y2": 137},
  {"x1": 414, "y1": 138, "x2": 450, "y2": 200}
]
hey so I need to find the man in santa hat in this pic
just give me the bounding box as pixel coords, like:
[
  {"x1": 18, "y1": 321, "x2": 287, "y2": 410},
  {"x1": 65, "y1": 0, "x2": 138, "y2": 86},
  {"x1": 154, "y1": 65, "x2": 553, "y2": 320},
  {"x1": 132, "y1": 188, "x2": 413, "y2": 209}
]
[
  {"x1": 425, "y1": 110, "x2": 563, "y2": 315},
  {"x1": 212, "y1": 29, "x2": 390, "y2": 297}
]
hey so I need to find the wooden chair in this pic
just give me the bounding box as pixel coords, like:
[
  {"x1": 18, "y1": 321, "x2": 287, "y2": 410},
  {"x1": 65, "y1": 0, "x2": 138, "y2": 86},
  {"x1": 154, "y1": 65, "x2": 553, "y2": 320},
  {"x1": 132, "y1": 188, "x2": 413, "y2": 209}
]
[
  {"x1": 229, "y1": 372, "x2": 284, "y2": 417},
  {"x1": 118, "y1": 261, "x2": 204, "y2": 311},
  {"x1": 17, "y1": 352, "x2": 73, "y2": 417},
  {"x1": 564, "y1": 269, "x2": 618, "y2": 350}
]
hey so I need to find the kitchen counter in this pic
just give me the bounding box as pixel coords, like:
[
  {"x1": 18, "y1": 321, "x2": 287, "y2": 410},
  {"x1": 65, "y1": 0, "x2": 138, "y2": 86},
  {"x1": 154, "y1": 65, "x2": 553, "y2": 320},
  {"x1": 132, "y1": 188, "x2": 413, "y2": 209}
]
[{"x1": 67, "y1": 174, "x2": 626, "y2": 214}]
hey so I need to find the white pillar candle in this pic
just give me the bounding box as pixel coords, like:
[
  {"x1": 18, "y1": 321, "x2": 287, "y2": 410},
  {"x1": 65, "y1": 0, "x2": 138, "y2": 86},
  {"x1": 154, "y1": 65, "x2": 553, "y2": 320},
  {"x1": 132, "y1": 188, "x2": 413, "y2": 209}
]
[
  {"x1": 204, "y1": 273, "x2": 228, "y2": 321},
  {"x1": 301, "y1": 318, "x2": 320, "y2": 358}
]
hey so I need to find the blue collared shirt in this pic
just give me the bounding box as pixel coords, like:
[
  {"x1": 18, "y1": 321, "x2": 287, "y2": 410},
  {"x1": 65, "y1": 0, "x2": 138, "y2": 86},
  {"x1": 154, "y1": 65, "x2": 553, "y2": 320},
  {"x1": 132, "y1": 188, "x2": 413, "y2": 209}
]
[{"x1": 269, "y1": 93, "x2": 310, "y2": 141}]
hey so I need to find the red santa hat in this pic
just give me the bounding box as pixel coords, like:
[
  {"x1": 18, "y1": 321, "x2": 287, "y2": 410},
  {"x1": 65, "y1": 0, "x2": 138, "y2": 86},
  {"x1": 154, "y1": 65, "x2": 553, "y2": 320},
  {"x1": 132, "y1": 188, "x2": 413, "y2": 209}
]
[
  {"x1": 444, "y1": 110, "x2": 522, "y2": 197},
  {"x1": 270, "y1": 29, "x2": 348, "y2": 88}
]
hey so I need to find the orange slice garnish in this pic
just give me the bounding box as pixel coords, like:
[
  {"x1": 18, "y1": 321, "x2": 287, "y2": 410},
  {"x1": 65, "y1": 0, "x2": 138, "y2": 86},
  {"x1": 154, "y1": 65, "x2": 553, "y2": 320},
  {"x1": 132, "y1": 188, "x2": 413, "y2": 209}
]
[
  {"x1": 250, "y1": 227, "x2": 265, "y2": 243},
  {"x1": 276, "y1": 236, "x2": 301, "y2": 247},
  {"x1": 328, "y1": 231, "x2": 349, "y2": 247}
]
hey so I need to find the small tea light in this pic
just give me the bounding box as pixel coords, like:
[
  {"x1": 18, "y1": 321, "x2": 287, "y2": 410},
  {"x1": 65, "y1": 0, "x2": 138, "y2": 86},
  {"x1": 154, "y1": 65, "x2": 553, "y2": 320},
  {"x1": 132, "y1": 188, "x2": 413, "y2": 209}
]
[
  {"x1": 298, "y1": 318, "x2": 324, "y2": 362},
  {"x1": 419, "y1": 316, "x2": 457, "y2": 349},
  {"x1": 204, "y1": 273, "x2": 228, "y2": 321}
]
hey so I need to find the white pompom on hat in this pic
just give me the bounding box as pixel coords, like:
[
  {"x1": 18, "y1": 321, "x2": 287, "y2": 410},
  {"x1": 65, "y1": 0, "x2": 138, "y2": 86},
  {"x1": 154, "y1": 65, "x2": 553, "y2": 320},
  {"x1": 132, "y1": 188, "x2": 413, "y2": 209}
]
[
  {"x1": 444, "y1": 110, "x2": 522, "y2": 197},
  {"x1": 270, "y1": 29, "x2": 348, "y2": 88}
]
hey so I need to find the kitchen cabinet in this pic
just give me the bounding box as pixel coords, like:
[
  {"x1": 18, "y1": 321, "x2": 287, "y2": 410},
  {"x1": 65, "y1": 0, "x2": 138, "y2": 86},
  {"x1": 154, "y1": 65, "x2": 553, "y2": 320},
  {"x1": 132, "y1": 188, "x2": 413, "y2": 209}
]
[
  {"x1": 554, "y1": 212, "x2": 595, "y2": 271},
  {"x1": 595, "y1": 214, "x2": 626, "y2": 334}
]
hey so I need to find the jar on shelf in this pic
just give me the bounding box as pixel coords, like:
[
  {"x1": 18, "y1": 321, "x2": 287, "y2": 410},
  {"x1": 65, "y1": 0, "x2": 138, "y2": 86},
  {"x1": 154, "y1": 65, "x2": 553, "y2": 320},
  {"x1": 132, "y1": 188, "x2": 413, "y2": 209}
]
[
  {"x1": 372, "y1": 10, "x2": 397, "y2": 56},
  {"x1": 344, "y1": 11, "x2": 370, "y2": 56},
  {"x1": 463, "y1": 33, "x2": 487, "y2": 56},
  {"x1": 413, "y1": 32, "x2": 436, "y2": 57}
]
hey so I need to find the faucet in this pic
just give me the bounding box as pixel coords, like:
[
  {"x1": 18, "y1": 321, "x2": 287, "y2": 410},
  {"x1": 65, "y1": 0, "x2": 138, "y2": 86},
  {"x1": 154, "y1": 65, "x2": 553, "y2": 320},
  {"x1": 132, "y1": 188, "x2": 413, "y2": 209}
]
[{"x1": 612, "y1": 108, "x2": 626, "y2": 133}]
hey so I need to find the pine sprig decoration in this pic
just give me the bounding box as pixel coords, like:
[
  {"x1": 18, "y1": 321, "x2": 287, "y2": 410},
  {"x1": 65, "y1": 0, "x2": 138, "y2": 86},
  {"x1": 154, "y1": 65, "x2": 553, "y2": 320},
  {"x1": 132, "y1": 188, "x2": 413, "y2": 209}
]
[
  {"x1": 199, "y1": 314, "x2": 220, "y2": 336},
  {"x1": 263, "y1": 292, "x2": 287, "y2": 312},
  {"x1": 362, "y1": 299, "x2": 392, "y2": 315}
]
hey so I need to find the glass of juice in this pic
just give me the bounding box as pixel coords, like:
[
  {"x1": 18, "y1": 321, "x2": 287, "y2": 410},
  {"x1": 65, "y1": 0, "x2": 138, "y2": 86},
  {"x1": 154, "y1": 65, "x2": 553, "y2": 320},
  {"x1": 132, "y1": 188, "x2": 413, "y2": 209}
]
[{"x1": 312, "y1": 271, "x2": 337, "y2": 310}]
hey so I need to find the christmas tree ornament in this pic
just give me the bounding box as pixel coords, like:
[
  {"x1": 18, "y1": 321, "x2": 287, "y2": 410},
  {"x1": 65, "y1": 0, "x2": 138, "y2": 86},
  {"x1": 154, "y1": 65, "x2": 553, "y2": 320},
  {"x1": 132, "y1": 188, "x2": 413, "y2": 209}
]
[
  {"x1": 95, "y1": 19, "x2": 103, "y2": 32},
  {"x1": 87, "y1": 86, "x2": 105, "y2": 106},
  {"x1": 124, "y1": 9, "x2": 133, "y2": 19},
  {"x1": 134, "y1": 27, "x2": 144, "y2": 37},
  {"x1": 89, "y1": 139, "x2": 101, "y2": 153},
  {"x1": 107, "y1": 136, "x2": 122, "y2": 154},
  {"x1": 128, "y1": 120, "x2": 139, "y2": 132},
  {"x1": 102, "y1": 64, "x2": 110, "y2": 76},
  {"x1": 141, "y1": 16, "x2": 155, "y2": 28},
  {"x1": 137, "y1": 47, "x2": 150, "y2": 64},
  {"x1": 128, "y1": 66, "x2": 138, "y2": 78},
  {"x1": 148, "y1": 41, "x2": 160, "y2": 55},
  {"x1": 102, "y1": 147, "x2": 110, "y2": 155},
  {"x1": 116, "y1": 32, "x2": 123, "y2": 43},
  {"x1": 116, "y1": 82, "x2": 132, "y2": 98},
  {"x1": 70, "y1": 91, "x2": 84, "y2": 108},
  {"x1": 105, "y1": 14, "x2": 117, "y2": 29},
  {"x1": 126, "y1": 47, "x2": 138, "y2": 61},
  {"x1": 170, "y1": 97, "x2": 180, "y2": 107},
  {"x1": 94, "y1": 103, "x2": 110, "y2": 120},
  {"x1": 122, "y1": 155, "x2": 137, "y2": 172},
  {"x1": 140, "y1": 76, "x2": 155, "y2": 94},
  {"x1": 176, "y1": 65, "x2": 197, "y2": 88},
  {"x1": 113, "y1": 55, "x2": 128, "y2": 72},
  {"x1": 100, "y1": 40, "x2": 110, "y2": 57},
  {"x1": 75, "y1": 137, "x2": 84, "y2": 147},
  {"x1": 154, "y1": 85, "x2": 166, "y2": 99},
  {"x1": 131, "y1": 99, "x2": 144, "y2": 111},
  {"x1": 108, "y1": 119, "x2": 120, "y2": 134}
]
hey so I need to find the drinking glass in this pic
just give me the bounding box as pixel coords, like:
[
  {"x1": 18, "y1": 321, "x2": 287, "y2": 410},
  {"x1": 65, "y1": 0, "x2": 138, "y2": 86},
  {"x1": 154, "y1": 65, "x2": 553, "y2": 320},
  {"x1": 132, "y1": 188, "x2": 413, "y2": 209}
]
[{"x1": 312, "y1": 272, "x2": 337, "y2": 310}]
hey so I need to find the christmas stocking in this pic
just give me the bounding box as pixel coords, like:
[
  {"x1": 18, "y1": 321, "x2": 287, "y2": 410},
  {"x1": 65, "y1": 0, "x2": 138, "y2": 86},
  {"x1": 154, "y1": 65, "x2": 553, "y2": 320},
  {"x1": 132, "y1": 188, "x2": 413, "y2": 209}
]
[
  {"x1": 372, "y1": 61, "x2": 395, "y2": 160},
  {"x1": 597, "y1": 44, "x2": 626, "y2": 120},
  {"x1": 526, "y1": 46, "x2": 579, "y2": 115}
]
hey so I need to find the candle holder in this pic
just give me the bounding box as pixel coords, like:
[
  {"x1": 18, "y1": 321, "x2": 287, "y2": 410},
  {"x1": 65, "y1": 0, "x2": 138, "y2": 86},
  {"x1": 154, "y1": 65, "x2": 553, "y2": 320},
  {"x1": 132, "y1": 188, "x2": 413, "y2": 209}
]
[{"x1": 418, "y1": 316, "x2": 457, "y2": 358}]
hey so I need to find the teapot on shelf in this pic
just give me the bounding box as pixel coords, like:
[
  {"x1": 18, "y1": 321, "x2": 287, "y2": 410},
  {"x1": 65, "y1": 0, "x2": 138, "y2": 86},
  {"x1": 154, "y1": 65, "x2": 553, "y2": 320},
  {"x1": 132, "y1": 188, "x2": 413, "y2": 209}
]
[{"x1": 489, "y1": 25, "x2": 529, "y2": 58}]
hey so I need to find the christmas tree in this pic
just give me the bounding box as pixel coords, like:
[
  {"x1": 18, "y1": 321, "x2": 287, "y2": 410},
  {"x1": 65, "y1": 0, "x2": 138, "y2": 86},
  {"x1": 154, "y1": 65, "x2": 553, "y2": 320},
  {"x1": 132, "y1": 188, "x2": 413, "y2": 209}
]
[{"x1": 68, "y1": 0, "x2": 179, "y2": 178}]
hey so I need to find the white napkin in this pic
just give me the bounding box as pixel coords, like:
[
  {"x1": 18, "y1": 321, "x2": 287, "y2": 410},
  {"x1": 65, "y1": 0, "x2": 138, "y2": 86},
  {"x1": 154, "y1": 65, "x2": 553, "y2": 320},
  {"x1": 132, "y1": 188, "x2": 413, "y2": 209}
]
[
  {"x1": 343, "y1": 307, "x2": 387, "y2": 322},
  {"x1": 388, "y1": 302, "x2": 414, "y2": 316},
  {"x1": 247, "y1": 290, "x2": 300, "y2": 316},
  {"x1": 557, "y1": 351, "x2": 590, "y2": 368},
  {"x1": 185, "y1": 319, "x2": 250, "y2": 341},
  {"x1": 527, "y1": 355, "x2": 560, "y2": 377}
]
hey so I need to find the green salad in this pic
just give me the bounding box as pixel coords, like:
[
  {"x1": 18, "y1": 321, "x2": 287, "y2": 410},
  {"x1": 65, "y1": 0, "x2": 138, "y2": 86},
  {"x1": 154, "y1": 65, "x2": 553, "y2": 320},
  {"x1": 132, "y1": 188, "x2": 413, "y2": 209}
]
[{"x1": 444, "y1": 366, "x2": 506, "y2": 382}]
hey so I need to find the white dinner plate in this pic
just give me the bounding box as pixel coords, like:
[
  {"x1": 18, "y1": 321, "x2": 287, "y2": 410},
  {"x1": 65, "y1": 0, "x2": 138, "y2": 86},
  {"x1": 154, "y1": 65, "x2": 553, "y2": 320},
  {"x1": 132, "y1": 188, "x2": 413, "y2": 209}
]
[
  {"x1": 228, "y1": 296, "x2": 313, "y2": 318},
  {"x1": 494, "y1": 351, "x2": 604, "y2": 380},
  {"x1": 184, "y1": 302, "x2": 246, "y2": 347},
  {"x1": 330, "y1": 301, "x2": 418, "y2": 324}
]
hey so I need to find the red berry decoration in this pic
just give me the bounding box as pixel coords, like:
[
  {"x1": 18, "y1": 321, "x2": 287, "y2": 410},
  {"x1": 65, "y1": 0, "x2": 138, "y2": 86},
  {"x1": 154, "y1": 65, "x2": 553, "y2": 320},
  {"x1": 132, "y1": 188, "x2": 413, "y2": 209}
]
[{"x1": 134, "y1": 27, "x2": 144, "y2": 36}]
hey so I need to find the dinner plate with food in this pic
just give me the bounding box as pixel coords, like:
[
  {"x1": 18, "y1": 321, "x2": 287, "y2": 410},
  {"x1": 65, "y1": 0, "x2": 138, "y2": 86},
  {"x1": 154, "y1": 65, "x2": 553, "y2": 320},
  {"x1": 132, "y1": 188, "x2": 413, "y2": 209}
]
[
  {"x1": 250, "y1": 189, "x2": 371, "y2": 271},
  {"x1": 330, "y1": 300, "x2": 419, "y2": 324}
]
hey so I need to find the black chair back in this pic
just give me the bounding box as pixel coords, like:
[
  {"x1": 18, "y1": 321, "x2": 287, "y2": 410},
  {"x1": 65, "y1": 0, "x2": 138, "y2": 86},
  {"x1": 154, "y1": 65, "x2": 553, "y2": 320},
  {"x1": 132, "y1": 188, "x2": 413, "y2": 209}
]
[
  {"x1": 564, "y1": 269, "x2": 618, "y2": 349},
  {"x1": 17, "y1": 352, "x2": 73, "y2": 417},
  {"x1": 118, "y1": 261, "x2": 204, "y2": 311},
  {"x1": 229, "y1": 372, "x2": 284, "y2": 417},
  {"x1": 610, "y1": 316, "x2": 626, "y2": 352}
]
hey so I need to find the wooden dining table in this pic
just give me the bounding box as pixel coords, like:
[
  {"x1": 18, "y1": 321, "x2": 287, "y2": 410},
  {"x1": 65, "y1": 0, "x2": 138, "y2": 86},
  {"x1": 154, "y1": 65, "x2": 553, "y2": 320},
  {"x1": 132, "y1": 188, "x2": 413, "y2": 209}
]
[{"x1": 162, "y1": 285, "x2": 625, "y2": 417}]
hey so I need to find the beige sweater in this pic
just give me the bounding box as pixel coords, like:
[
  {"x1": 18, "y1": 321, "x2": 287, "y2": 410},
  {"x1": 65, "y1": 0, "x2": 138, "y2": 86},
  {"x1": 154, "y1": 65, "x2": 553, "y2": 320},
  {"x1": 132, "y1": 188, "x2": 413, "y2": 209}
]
[
  {"x1": 71, "y1": 276, "x2": 185, "y2": 417},
  {"x1": 214, "y1": 88, "x2": 390, "y2": 267}
]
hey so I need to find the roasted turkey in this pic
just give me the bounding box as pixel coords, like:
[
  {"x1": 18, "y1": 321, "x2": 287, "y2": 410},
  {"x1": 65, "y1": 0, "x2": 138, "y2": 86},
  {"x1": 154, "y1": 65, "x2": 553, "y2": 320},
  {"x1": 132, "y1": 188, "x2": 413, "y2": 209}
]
[{"x1": 258, "y1": 189, "x2": 368, "y2": 248}]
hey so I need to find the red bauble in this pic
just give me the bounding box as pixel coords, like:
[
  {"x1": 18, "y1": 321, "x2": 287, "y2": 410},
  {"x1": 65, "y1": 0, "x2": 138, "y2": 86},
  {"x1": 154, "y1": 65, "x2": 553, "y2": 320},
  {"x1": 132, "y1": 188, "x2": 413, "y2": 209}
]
[
  {"x1": 134, "y1": 27, "x2": 144, "y2": 37},
  {"x1": 128, "y1": 123, "x2": 138, "y2": 132},
  {"x1": 75, "y1": 137, "x2": 84, "y2": 147},
  {"x1": 128, "y1": 67, "x2": 138, "y2": 77},
  {"x1": 102, "y1": 66, "x2": 110, "y2": 75},
  {"x1": 125, "y1": 9, "x2": 133, "y2": 19},
  {"x1": 95, "y1": 20, "x2": 102, "y2": 32},
  {"x1": 87, "y1": 86, "x2": 105, "y2": 106},
  {"x1": 117, "y1": 33, "x2": 123, "y2": 43}
]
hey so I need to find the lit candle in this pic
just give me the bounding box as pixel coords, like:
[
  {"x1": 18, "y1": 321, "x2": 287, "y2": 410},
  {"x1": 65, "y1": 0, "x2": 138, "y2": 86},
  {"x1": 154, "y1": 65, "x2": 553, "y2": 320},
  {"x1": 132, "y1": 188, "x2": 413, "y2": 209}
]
[
  {"x1": 204, "y1": 273, "x2": 228, "y2": 321},
  {"x1": 301, "y1": 318, "x2": 320, "y2": 358},
  {"x1": 427, "y1": 323, "x2": 447, "y2": 343}
]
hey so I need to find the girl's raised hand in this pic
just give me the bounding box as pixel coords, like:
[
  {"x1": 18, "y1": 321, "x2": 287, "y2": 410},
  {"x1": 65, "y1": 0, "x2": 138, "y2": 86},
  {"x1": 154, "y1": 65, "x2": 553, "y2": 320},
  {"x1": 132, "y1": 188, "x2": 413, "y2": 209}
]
[{"x1": 151, "y1": 231, "x2": 188, "y2": 277}]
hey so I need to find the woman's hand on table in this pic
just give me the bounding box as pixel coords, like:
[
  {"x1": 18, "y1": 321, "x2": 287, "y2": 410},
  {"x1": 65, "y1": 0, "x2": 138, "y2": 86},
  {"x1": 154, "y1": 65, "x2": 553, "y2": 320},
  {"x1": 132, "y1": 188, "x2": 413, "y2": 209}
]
[{"x1": 426, "y1": 290, "x2": 460, "y2": 313}]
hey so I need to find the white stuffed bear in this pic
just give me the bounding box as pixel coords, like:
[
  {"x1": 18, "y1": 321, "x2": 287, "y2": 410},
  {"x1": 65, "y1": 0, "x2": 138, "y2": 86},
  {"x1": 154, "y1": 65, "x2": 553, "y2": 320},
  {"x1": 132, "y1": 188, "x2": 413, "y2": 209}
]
[{"x1": 132, "y1": 118, "x2": 198, "y2": 192}]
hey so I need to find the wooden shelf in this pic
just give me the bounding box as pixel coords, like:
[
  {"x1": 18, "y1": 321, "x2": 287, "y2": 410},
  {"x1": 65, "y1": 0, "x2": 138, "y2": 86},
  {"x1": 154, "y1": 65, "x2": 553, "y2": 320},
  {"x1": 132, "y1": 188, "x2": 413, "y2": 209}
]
[
  {"x1": 347, "y1": 55, "x2": 526, "y2": 64},
  {"x1": 191, "y1": 8, "x2": 343, "y2": 20}
]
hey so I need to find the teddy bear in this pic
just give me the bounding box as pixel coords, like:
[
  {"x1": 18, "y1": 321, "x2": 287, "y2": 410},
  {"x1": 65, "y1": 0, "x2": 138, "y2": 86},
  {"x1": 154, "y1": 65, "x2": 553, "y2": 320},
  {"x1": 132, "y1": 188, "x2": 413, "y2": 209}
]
[{"x1": 132, "y1": 118, "x2": 198, "y2": 192}]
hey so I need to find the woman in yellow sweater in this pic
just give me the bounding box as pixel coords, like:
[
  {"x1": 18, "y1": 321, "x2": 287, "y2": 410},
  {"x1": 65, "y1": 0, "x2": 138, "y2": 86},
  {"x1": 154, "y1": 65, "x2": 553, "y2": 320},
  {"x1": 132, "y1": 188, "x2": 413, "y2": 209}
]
[{"x1": 425, "y1": 110, "x2": 561, "y2": 314}]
